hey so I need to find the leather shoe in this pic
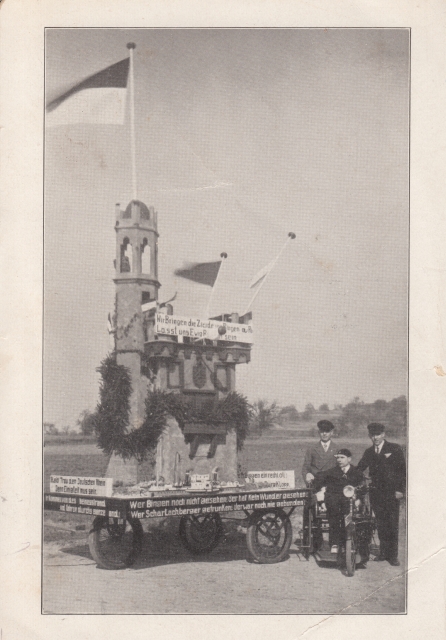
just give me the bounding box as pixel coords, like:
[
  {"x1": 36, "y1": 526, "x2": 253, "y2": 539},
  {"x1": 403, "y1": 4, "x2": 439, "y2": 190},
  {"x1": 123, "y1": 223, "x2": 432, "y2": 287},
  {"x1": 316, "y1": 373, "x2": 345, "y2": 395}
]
[
  {"x1": 388, "y1": 558, "x2": 400, "y2": 566},
  {"x1": 373, "y1": 555, "x2": 387, "y2": 562}
]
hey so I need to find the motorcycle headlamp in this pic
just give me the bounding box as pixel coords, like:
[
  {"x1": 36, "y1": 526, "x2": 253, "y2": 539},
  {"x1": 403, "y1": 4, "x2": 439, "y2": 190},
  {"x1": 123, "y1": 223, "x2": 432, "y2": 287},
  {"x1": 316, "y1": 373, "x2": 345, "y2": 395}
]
[{"x1": 343, "y1": 485, "x2": 355, "y2": 498}]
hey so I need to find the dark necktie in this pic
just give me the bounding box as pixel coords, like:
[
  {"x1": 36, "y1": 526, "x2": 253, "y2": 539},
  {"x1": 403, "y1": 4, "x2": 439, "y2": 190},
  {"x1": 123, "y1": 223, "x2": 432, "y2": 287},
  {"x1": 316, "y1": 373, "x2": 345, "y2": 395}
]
[{"x1": 375, "y1": 446, "x2": 380, "y2": 454}]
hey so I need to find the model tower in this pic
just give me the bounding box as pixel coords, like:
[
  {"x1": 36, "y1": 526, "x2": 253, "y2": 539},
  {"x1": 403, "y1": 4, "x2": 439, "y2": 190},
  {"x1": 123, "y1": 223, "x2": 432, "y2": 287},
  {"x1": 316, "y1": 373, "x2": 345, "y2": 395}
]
[{"x1": 108, "y1": 198, "x2": 252, "y2": 484}]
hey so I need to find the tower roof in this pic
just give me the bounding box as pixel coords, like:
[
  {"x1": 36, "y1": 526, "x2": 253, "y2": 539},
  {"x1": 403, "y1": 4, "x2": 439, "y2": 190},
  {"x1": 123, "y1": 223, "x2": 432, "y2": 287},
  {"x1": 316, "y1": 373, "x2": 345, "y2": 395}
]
[{"x1": 124, "y1": 199, "x2": 151, "y2": 219}]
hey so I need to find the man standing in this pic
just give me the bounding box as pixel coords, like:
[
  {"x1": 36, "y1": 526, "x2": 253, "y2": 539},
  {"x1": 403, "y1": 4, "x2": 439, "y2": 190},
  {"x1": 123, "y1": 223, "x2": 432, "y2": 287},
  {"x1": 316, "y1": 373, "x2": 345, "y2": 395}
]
[
  {"x1": 357, "y1": 422, "x2": 406, "y2": 566},
  {"x1": 302, "y1": 420, "x2": 337, "y2": 484},
  {"x1": 313, "y1": 449, "x2": 364, "y2": 553}
]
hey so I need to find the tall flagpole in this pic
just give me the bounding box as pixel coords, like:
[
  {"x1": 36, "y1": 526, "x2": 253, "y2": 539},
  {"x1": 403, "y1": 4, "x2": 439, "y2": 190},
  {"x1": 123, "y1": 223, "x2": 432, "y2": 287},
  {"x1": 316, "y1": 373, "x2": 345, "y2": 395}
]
[
  {"x1": 206, "y1": 252, "x2": 227, "y2": 318},
  {"x1": 127, "y1": 43, "x2": 138, "y2": 200},
  {"x1": 243, "y1": 232, "x2": 296, "y2": 315}
]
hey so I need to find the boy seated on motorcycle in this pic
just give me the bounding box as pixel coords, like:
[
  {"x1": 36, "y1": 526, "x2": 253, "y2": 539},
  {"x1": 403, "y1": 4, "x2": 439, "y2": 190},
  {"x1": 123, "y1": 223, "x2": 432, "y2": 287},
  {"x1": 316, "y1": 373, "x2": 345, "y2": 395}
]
[{"x1": 313, "y1": 449, "x2": 365, "y2": 554}]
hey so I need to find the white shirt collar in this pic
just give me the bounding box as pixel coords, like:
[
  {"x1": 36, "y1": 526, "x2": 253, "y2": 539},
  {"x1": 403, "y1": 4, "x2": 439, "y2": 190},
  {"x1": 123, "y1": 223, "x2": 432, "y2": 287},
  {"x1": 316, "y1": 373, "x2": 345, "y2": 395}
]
[
  {"x1": 320, "y1": 440, "x2": 331, "y2": 450},
  {"x1": 375, "y1": 441, "x2": 385, "y2": 453},
  {"x1": 341, "y1": 464, "x2": 350, "y2": 474}
]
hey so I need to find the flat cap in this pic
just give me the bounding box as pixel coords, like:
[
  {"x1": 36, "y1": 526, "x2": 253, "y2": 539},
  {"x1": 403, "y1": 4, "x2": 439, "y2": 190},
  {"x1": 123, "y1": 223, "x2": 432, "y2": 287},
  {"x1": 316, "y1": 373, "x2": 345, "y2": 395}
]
[{"x1": 335, "y1": 448, "x2": 352, "y2": 457}]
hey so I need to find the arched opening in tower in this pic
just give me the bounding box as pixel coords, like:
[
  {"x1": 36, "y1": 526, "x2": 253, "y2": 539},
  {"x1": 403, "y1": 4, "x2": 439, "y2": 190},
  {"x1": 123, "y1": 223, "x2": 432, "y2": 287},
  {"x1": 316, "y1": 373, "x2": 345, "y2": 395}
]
[
  {"x1": 141, "y1": 238, "x2": 151, "y2": 275},
  {"x1": 120, "y1": 237, "x2": 133, "y2": 273}
]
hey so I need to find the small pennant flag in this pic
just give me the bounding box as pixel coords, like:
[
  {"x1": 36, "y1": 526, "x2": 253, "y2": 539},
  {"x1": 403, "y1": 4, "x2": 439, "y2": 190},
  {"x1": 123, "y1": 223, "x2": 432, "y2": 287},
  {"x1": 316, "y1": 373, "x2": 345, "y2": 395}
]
[
  {"x1": 159, "y1": 292, "x2": 177, "y2": 309},
  {"x1": 249, "y1": 258, "x2": 276, "y2": 289},
  {"x1": 174, "y1": 261, "x2": 222, "y2": 288},
  {"x1": 46, "y1": 57, "x2": 130, "y2": 127},
  {"x1": 239, "y1": 311, "x2": 253, "y2": 324},
  {"x1": 141, "y1": 292, "x2": 177, "y2": 314},
  {"x1": 141, "y1": 300, "x2": 157, "y2": 313}
]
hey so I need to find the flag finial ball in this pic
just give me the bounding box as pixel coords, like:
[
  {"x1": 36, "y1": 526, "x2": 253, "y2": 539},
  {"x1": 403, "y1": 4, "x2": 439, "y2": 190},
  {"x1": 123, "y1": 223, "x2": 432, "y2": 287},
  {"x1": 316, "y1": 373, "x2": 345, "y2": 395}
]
[
  {"x1": 220, "y1": 252, "x2": 228, "y2": 259},
  {"x1": 288, "y1": 232, "x2": 296, "y2": 239},
  {"x1": 127, "y1": 42, "x2": 136, "y2": 49}
]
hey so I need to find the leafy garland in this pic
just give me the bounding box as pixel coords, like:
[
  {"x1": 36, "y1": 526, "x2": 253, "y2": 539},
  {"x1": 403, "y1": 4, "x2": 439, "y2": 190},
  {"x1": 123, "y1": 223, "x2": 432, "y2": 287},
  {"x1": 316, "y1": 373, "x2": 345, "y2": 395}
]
[
  {"x1": 174, "y1": 390, "x2": 252, "y2": 452},
  {"x1": 93, "y1": 354, "x2": 252, "y2": 461}
]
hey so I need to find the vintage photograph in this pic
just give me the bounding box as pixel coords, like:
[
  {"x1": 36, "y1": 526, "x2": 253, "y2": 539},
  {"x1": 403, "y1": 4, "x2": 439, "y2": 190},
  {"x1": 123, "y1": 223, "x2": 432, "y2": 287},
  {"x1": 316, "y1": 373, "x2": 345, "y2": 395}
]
[{"x1": 43, "y1": 28, "x2": 409, "y2": 614}]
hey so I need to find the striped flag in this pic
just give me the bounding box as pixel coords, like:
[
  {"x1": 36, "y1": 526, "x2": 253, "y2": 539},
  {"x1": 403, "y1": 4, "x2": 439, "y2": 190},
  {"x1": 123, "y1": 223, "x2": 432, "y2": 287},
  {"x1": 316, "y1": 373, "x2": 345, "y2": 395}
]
[
  {"x1": 141, "y1": 292, "x2": 177, "y2": 314},
  {"x1": 46, "y1": 57, "x2": 130, "y2": 127},
  {"x1": 141, "y1": 300, "x2": 158, "y2": 313},
  {"x1": 243, "y1": 232, "x2": 296, "y2": 315},
  {"x1": 249, "y1": 258, "x2": 276, "y2": 290}
]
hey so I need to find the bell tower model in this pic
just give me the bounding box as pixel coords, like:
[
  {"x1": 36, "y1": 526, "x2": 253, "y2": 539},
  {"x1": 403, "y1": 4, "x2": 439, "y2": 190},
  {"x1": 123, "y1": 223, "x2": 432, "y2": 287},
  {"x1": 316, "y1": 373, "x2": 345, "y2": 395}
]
[
  {"x1": 113, "y1": 199, "x2": 159, "y2": 430},
  {"x1": 108, "y1": 198, "x2": 252, "y2": 486}
]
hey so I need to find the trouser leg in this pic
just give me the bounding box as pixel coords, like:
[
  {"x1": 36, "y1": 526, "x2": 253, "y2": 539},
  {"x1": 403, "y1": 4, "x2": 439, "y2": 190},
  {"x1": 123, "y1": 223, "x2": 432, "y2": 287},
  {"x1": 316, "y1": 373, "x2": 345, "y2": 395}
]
[
  {"x1": 371, "y1": 492, "x2": 399, "y2": 559},
  {"x1": 371, "y1": 493, "x2": 387, "y2": 557},
  {"x1": 387, "y1": 498, "x2": 400, "y2": 560},
  {"x1": 327, "y1": 513, "x2": 341, "y2": 546},
  {"x1": 325, "y1": 496, "x2": 346, "y2": 547}
]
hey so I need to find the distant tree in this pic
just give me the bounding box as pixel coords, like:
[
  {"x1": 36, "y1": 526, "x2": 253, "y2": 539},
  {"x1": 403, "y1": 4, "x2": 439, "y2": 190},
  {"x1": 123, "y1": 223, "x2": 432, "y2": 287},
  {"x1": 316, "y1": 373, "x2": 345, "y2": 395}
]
[
  {"x1": 372, "y1": 399, "x2": 388, "y2": 423},
  {"x1": 337, "y1": 397, "x2": 371, "y2": 435},
  {"x1": 77, "y1": 409, "x2": 97, "y2": 436},
  {"x1": 279, "y1": 404, "x2": 300, "y2": 424},
  {"x1": 302, "y1": 403, "x2": 315, "y2": 421},
  {"x1": 43, "y1": 422, "x2": 58, "y2": 435},
  {"x1": 338, "y1": 396, "x2": 407, "y2": 437},
  {"x1": 61, "y1": 425, "x2": 71, "y2": 434},
  {"x1": 250, "y1": 400, "x2": 281, "y2": 433},
  {"x1": 385, "y1": 396, "x2": 407, "y2": 436},
  {"x1": 318, "y1": 403, "x2": 330, "y2": 413},
  {"x1": 373, "y1": 399, "x2": 388, "y2": 412}
]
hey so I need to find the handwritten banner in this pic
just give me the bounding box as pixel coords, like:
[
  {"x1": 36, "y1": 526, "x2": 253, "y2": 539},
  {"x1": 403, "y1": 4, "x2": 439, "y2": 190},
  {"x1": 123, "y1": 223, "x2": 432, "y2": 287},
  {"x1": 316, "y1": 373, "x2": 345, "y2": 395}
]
[{"x1": 155, "y1": 314, "x2": 254, "y2": 344}]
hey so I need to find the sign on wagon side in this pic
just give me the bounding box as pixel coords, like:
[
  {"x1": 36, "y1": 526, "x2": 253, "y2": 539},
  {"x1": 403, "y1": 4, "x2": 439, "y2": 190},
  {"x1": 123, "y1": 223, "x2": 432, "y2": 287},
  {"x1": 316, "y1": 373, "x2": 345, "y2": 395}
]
[
  {"x1": 49, "y1": 475, "x2": 113, "y2": 497},
  {"x1": 245, "y1": 470, "x2": 295, "y2": 489}
]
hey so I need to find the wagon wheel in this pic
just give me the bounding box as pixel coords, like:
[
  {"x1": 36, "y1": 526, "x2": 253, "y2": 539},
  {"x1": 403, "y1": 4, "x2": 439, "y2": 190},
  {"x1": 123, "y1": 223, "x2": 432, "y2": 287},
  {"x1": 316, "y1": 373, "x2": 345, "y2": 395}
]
[
  {"x1": 345, "y1": 531, "x2": 357, "y2": 577},
  {"x1": 106, "y1": 520, "x2": 127, "y2": 538},
  {"x1": 246, "y1": 509, "x2": 292, "y2": 564},
  {"x1": 88, "y1": 516, "x2": 143, "y2": 570},
  {"x1": 179, "y1": 514, "x2": 223, "y2": 555}
]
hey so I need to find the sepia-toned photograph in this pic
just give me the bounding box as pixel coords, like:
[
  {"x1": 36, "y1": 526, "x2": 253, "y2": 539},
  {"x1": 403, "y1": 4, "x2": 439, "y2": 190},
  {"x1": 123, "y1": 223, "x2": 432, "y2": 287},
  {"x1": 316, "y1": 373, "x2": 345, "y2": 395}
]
[{"x1": 43, "y1": 28, "x2": 409, "y2": 614}]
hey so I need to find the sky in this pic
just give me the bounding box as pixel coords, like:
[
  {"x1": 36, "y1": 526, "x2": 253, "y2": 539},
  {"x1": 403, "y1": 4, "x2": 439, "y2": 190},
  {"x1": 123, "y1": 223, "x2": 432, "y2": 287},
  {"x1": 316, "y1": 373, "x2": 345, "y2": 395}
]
[{"x1": 44, "y1": 28, "x2": 409, "y2": 428}]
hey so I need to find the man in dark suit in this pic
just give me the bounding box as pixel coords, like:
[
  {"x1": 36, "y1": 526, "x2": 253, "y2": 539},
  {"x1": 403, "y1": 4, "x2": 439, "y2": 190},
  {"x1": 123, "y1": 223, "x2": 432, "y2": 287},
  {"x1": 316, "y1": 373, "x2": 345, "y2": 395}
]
[
  {"x1": 302, "y1": 420, "x2": 337, "y2": 484},
  {"x1": 357, "y1": 423, "x2": 406, "y2": 566},
  {"x1": 314, "y1": 449, "x2": 364, "y2": 553}
]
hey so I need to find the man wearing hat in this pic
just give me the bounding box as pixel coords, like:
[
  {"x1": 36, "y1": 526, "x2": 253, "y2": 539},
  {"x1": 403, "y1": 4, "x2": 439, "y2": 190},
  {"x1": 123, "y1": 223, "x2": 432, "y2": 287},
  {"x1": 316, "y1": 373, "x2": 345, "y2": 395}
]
[
  {"x1": 357, "y1": 423, "x2": 406, "y2": 566},
  {"x1": 313, "y1": 449, "x2": 365, "y2": 554},
  {"x1": 302, "y1": 420, "x2": 337, "y2": 484}
]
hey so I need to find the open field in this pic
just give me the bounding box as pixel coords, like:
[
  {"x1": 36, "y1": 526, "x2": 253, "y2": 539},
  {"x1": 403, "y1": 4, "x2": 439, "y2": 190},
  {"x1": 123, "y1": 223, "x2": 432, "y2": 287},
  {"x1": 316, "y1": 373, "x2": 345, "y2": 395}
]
[{"x1": 43, "y1": 435, "x2": 406, "y2": 614}]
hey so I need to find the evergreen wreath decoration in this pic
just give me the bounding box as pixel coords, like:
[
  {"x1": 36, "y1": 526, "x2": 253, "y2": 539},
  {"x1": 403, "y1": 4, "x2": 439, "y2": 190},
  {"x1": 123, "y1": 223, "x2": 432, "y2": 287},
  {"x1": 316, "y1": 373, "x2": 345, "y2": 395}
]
[
  {"x1": 93, "y1": 354, "x2": 180, "y2": 461},
  {"x1": 94, "y1": 354, "x2": 252, "y2": 460},
  {"x1": 94, "y1": 354, "x2": 132, "y2": 458},
  {"x1": 175, "y1": 391, "x2": 252, "y2": 451}
]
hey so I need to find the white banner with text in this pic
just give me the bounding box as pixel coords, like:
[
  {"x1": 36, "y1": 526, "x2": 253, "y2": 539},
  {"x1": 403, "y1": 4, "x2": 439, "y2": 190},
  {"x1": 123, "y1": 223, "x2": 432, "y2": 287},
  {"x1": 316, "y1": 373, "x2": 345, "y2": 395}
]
[
  {"x1": 155, "y1": 314, "x2": 253, "y2": 343},
  {"x1": 246, "y1": 470, "x2": 295, "y2": 489},
  {"x1": 50, "y1": 475, "x2": 113, "y2": 497}
]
